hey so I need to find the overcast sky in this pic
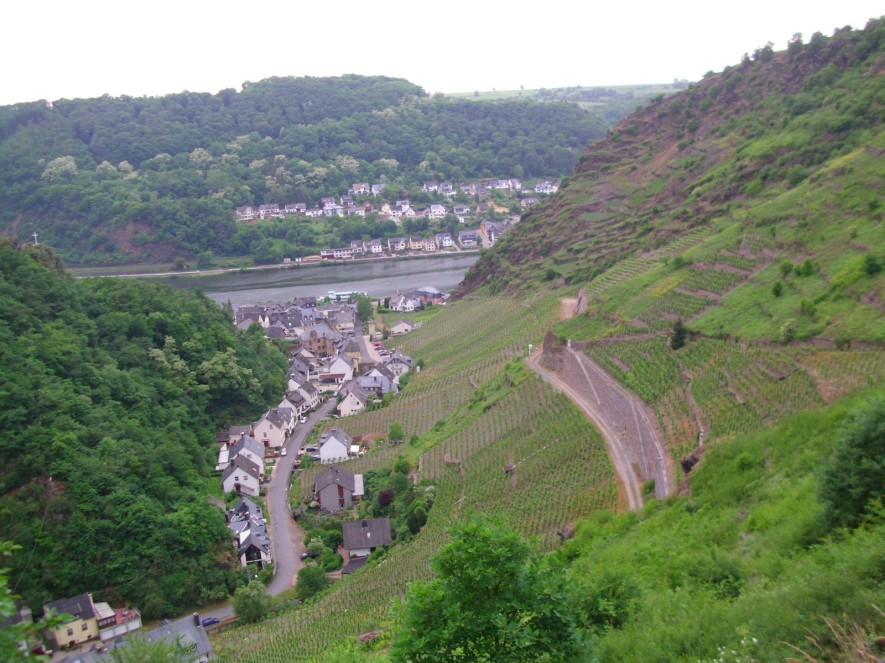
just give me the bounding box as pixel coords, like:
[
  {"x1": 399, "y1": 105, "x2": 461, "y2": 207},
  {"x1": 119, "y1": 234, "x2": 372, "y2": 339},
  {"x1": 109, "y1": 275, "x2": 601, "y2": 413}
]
[{"x1": 2, "y1": 1, "x2": 881, "y2": 106}]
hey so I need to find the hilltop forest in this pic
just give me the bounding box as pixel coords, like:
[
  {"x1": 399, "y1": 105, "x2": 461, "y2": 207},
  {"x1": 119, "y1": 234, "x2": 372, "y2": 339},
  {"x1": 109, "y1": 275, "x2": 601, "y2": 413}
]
[
  {"x1": 0, "y1": 75, "x2": 641, "y2": 265},
  {"x1": 0, "y1": 240, "x2": 288, "y2": 617}
]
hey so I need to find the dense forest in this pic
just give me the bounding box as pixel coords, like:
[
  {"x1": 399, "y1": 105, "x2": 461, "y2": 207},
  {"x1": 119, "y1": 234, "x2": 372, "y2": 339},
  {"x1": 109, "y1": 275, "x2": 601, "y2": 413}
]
[
  {"x1": 0, "y1": 240, "x2": 287, "y2": 617},
  {"x1": 0, "y1": 75, "x2": 625, "y2": 265}
]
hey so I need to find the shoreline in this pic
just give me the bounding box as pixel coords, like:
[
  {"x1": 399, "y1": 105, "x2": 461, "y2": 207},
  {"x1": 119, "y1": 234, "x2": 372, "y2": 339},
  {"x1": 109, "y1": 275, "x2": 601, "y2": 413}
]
[{"x1": 71, "y1": 248, "x2": 482, "y2": 280}]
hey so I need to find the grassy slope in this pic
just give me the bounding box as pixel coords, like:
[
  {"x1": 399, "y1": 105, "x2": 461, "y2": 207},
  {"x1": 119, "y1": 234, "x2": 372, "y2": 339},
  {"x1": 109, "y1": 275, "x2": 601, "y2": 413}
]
[{"x1": 561, "y1": 392, "x2": 884, "y2": 662}]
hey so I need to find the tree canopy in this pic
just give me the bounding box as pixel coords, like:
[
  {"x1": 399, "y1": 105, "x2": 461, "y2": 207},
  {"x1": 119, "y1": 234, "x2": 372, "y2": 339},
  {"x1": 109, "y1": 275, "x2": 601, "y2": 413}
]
[{"x1": 391, "y1": 514, "x2": 583, "y2": 662}]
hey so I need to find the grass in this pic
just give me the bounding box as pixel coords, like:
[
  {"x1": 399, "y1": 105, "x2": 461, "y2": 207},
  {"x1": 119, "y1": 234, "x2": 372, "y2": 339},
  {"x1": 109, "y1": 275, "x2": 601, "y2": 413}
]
[{"x1": 561, "y1": 391, "x2": 885, "y2": 662}]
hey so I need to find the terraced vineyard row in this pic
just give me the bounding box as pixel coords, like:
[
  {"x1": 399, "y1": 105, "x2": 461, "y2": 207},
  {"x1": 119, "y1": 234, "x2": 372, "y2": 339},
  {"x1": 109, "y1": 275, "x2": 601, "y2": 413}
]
[
  {"x1": 587, "y1": 337, "x2": 885, "y2": 462},
  {"x1": 215, "y1": 372, "x2": 616, "y2": 662}
]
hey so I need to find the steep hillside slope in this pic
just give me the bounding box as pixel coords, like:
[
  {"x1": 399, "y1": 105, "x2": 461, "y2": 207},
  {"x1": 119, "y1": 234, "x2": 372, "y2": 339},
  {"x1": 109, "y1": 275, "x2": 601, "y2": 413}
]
[{"x1": 457, "y1": 19, "x2": 884, "y2": 339}]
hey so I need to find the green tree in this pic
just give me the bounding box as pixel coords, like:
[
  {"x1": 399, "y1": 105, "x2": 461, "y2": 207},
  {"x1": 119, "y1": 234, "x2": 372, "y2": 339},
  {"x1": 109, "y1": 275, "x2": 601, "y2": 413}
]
[
  {"x1": 232, "y1": 580, "x2": 271, "y2": 624},
  {"x1": 389, "y1": 422, "x2": 404, "y2": 442},
  {"x1": 671, "y1": 318, "x2": 687, "y2": 350},
  {"x1": 391, "y1": 514, "x2": 583, "y2": 662},
  {"x1": 111, "y1": 633, "x2": 195, "y2": 662},
  {"x1": 295, "y1": 565, "x2": 330, "y2": 600},
  {"x1": 819, "y1": 398, "x2": 885, "y2": 530},
  {"x1": 356, "y1": 295, "x2": 374, "y2": 323}
]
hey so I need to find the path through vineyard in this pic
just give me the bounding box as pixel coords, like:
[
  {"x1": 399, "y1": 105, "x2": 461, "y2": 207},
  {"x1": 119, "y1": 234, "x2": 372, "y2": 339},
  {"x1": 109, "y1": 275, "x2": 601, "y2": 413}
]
[{"x1": 528, "y1": 347, "x2": 673, "y2": 510}]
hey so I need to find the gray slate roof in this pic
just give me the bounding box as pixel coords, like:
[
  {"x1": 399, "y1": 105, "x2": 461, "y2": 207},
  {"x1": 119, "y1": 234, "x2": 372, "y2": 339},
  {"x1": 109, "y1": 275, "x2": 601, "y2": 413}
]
[
  {"x1": 342, "y1": 518, "x2": 392, "y2": 551},
  {"x1": 44, "y1": 593, "x2": 95, "y2": 621},
  {"x1": 319, "y1": 427, "x2": 353, "y2": 449},
  {"x1": 222, "y1": 455, "x2": 261, "y2": 482},
  {"x1": 314, "y1": 466, "x2": 356, "y2": 494},
  {"x1": 146, "y1": 614, "x2": 212, "y2": 660}
]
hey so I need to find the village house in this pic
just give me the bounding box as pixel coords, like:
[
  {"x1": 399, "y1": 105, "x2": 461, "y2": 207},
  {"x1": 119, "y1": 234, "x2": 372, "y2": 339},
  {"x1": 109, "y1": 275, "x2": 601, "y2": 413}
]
[
  {"x1": 45, "y1": 594, "x2": 141, "y2": 650},
  {"x1": 368, "y1": 238, "x2": 384, "y2": 254},
  {"x1": 284, "y1": 202, "x2": 306, "y2": 215},
  {"x1": 145, "y1": 615, "x2": 212, "y2": 663},
  {"x1": 427, "y1": 204, "x2": 446, "y2": 219},
  {"x1": 422, "y1": 181, "x2": 438, "y2": 192},
  {"x1": 228, "y1": 434, "x2": 266, "y2": 474},
  {"x1": 44, "y1": 593, "x2": 100, "y2": 649},
  {"x1": 439, "y1": 181, "x2": 455, "y2": 197},
  {"x1": 313, "y1": 465, "x2": 364, "y2": 513},
  {"x1": 342, "y1": 518, "x2": 392, "y2": 573},
  {"x1": 337, "y1": 384, "x2": 371, "y2": 417},
  {"x1": 387, "y1": 237, "x2": 407, "y2": 252},
  {"x1": 391, "y1": 318, "x2": 418, "y2": 335},
  {"x1": 318, "y1": 427, "x2": 351, "y2": 463},
  {"x1": 390, "y1": 294, "x2": 418, "y2": 312},
  {"x1": 305, "y1": 207, "x2": 324, "y2": 217},
  {"x1": 253, "y1": 408, "x2": 294, "y2": 449},
  {"x1": 222, "y1": 455, "x2": 262, "y2": 496},
  {"x1": 535, "y1": 180, "x2": 559, "y2": 194},
  {"x1": 258, "y1": 204, "x2": 282, "y2": 220},
  {"x1": 423, "y1": 237, "x2": 437, "y2": 252},
  {"x1": 235, "y1": 205, "x2": 256, "y2": 222},
  {"x1": 521, "y1": 197, "x2": 539, "y2": 208},
  {"x1": 383, "y1": 350, "x2": 414, "y2": 378},
  {"x1": 228, "y1": 497, "x2": 272, "y2": 569},
  {"x1": 352, "y1": 182, "x2": 370, "y2": 195},
  {"x1": 458, "y1": 229, "x2": 478, "y2": 247},
  {"x1": 371, "y1": 183, "x2": 385, "y2": 196},
  {"x1": 356, "y1": 365, "x2": 398, "y2": 398},
  {"x1": 434, "y1": 232, "x2": 454, "y2": 248}
]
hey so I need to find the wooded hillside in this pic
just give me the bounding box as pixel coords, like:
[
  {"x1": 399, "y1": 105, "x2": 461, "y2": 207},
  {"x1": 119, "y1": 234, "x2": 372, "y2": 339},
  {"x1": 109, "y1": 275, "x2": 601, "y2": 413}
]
[
  {"x1": 0, "y1": 75, "x2": 616, "y2": 265},
  {"x1": 0, "y1": 240, "x2": 287, "y2": 617}
]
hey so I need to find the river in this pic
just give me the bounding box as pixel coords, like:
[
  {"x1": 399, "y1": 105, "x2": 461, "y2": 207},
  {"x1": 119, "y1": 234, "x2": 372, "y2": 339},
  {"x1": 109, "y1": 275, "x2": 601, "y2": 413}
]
[{"x1": 159, "y1": 253, "x2": 479, "y2": 307}]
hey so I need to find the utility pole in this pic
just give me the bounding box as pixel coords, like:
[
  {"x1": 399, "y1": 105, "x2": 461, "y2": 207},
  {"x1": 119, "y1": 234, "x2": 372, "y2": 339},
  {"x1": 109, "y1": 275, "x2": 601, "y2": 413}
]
[{"x1": 32, "y1": 232, "x2": 39, "y2": 245}]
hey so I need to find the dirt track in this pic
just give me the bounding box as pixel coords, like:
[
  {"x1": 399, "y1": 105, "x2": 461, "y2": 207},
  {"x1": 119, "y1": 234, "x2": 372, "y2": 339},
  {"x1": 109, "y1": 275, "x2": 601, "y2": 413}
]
[{"x1": 528, "y1": 346, "x2": 673, "y2": 510}]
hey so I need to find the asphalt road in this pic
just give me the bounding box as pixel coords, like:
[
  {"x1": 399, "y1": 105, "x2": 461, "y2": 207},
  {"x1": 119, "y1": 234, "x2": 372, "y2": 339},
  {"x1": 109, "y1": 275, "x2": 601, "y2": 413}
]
[{"x1": 200, "y1": 398, "x2": 337, "y2": 621}]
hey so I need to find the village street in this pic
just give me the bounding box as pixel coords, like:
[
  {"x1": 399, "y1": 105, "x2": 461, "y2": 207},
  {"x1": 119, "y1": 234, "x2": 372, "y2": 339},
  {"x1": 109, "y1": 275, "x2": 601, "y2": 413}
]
[{"x1": 200, "y1": 397, "x2": 337, "y2": 622}]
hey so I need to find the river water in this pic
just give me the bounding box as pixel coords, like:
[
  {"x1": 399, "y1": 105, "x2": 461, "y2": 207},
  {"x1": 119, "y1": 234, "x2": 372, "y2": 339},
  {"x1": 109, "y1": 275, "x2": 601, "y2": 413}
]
[{"x1": 160, "y1": 253, "x2": 479, "y2": 307}]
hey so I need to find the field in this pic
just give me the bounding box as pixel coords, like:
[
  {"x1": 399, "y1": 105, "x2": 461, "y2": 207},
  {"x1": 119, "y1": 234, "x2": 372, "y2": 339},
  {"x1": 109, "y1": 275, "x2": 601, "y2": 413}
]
[{"x1": 212, "y1": 295, "x2": 616, "y2": 661}]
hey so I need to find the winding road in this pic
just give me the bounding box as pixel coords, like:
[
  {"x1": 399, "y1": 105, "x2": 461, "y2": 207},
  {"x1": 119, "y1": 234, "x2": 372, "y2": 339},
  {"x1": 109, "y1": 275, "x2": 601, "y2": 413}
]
[
  {"x1": 527, "y1": 346, "x2": 673, "y2": 511},
  {"x1": 200, "y1": 398, "x2": 337, "y2": 622}
]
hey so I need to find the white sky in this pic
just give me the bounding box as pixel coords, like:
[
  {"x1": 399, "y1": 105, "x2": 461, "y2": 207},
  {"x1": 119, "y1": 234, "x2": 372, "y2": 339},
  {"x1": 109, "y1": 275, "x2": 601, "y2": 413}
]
[{"x1": 2, "y1": 1, "x2": 882, "y2": 105}]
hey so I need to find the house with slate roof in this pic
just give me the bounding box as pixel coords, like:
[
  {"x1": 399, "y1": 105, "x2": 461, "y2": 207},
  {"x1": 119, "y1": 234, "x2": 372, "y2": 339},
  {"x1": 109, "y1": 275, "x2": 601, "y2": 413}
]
[
  {"x1": 222, "y1": 455, "x2": 262, "y2": 496},
  {"x1": 145, "y1": 614, "x2": 212, "y2": 662},
  {"x1": 342, "y1": 518, "x2": 391, "y2": 558},
  {"x1": 228, "y1": 497, "x2": 272, "y2": 569},
  {"x1": 318, "y1": 428, "x2": 351, "y2": 464},
  {"x1": 253, "y1": 407, "x2": 294, "y2": 449},
  {"x1": 44, "y1": 593, "x2": 99, "y2": 649},
  {"x1": 313, "y1": 466, "x2": 364, "y2": 513},
  {"x1": 337, "y1": 384, "x2": 371, "y2": 417}
]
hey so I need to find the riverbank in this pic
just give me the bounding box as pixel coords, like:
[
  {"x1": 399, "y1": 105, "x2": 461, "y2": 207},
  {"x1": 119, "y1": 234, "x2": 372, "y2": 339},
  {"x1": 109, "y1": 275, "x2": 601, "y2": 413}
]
[{"x1": 69, "y1": 248, "x2": 481, "y2": 280}]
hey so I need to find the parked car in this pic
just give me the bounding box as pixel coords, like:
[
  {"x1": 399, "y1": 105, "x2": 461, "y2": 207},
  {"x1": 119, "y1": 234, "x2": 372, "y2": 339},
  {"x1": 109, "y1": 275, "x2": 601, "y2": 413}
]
[
  {"x1": 281, "y1": 448, "x2": 287, "y2": 456},
  {"x1": 300, "y1": 416, "x2": 307, "y2": 424},
  {"x1": 300, "y1": 552, "x2": 309, "y2": 560},
  {"x1": 201, "y1": 617, "x2": 220, "y2": 627}
]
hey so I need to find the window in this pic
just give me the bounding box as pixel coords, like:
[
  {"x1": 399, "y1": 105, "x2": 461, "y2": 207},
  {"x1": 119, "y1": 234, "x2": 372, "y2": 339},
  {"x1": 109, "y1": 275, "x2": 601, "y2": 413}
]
[
  {"x1": 67, "y1": 628, "x2": 74, "y2": 636},
  {"x1": 82, "y1": 623, "x2": 88, "y2": 631}
]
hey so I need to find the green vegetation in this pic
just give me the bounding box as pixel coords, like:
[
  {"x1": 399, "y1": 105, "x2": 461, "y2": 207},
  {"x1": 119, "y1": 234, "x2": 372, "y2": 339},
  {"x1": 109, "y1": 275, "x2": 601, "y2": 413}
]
[
  {"x1": 0, "y1": 75, "x2": 618, "y2": 265},
  {"x1": 559, "y1": 394, "x2": 884, "y2": 662},
  {"x1": 0, "y1": 240, "x2": 287, "y2": 618},
  {"x1": 391, "y1": 514, "x2": 583, "y2": 662},
  {"x1": 233, "y1": 581, "x2": 272, "y2": 624}
]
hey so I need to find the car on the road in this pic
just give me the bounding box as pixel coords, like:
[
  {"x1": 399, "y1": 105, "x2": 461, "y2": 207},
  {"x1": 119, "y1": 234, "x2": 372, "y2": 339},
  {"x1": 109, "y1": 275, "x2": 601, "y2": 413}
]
[
  {"x1": 201, "y1": 617, "x2": 220, "y2": 627},
  {"x1": 300, "y1": 416, "x2": 307, "y2": 424},
  {"x1": 281, "y1": 448, "x2": 287, "y2": 456},
  {"x1": 373, "y1": 342, "x2": 381, "y2": 347}
]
